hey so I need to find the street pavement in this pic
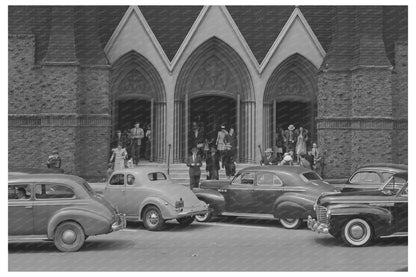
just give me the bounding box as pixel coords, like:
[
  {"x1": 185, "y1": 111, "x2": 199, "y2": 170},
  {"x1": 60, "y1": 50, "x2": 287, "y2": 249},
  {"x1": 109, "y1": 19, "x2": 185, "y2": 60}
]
[{"x1": 9, "y1": 217, "x2": 407, "y2": 271}]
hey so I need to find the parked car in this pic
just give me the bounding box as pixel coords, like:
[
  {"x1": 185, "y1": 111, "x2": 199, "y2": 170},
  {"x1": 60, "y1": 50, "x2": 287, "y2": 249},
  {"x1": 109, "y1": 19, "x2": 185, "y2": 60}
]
[
  {"x1": 8, "y1": 174, "x2": 126, "y2": 252},
  {"x1": 308, "y1": 172, "x2": 408, "y2": 246},
  {"x1": 103, "y1": 167, "x2": 208, "y2": 231},
  {"x1": 329, "y1": 163, "x2": 407, "y2": 192},
  {"x1": 193, "y1": 165, "x2": 337, "y2": 229}
]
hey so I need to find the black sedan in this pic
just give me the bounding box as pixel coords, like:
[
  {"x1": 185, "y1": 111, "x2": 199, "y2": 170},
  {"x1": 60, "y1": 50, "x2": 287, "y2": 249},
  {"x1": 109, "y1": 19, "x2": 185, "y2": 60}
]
[
  {"x1": 308, "y1": 172, "x2": 407, "y2": 246},
  {"x1": 193, "y1": 165, "x2": 337, "y2": 229}
]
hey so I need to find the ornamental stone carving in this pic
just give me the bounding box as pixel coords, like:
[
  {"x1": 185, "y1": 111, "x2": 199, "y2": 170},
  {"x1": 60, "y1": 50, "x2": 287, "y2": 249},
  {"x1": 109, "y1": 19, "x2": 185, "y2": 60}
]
[
  {"x1": 192, "y1": 57, "x2": 230, "y2": 91},
  {"x1": 275, "y1": 71, "x2": 307, "y2": 97},
  {"x1": 120, "y1": 70, "x2": 152, "y2": 96}
]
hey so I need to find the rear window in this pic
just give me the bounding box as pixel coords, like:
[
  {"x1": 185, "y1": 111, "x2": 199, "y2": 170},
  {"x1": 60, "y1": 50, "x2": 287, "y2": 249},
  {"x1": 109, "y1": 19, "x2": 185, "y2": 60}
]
[
  {"x1": 81, "y1": 181, "x2": 96, "y2": 196},
  {"x1": 302, "y1": 172, "x2": 322, "y2": 181},
  {"x1": 148, "y1": 172, "x2": 167, "y2": 181}
]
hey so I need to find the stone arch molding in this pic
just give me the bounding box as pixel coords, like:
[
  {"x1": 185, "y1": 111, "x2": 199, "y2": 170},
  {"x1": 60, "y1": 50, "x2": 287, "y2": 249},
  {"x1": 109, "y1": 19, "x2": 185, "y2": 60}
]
[
  {"x1": 173, "y1": 37, "x2": 256, "y2": 163},
  {"x1": 264, "y1": 54, "x2": 318, "y2": 104},
  {"x1": 175, "y1": 37, "x2": 254, "y2": 101},
  {"x1": 111, "y1": 50, "x2": 167, "y2": 162}
]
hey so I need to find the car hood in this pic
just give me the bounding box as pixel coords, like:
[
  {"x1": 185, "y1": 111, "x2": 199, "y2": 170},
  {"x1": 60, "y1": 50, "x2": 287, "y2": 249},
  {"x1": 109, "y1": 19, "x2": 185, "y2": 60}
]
[
  {"x1": 318, "y1": 190, "x2": 394, "y2": 206},
  {"x1": 149, "y1": 182, "x2": 201, "y2": 207}
]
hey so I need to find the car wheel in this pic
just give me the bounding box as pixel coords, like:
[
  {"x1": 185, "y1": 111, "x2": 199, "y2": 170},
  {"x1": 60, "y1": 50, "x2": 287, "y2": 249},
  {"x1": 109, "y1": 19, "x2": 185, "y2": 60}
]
[
  {"x1": 341, "y1": 218, "x2": 372, "y2": 247},
  {"x1": 280, "y1": 218, "x2": 302, "y2": 229},
  {"x1": 177, "y1": 216, "x2": 195, "y2": 226},
  {"x1": 195, "y1": 200, "x2": 213, "y2": 222},
  {"x1": 54, "y1": 221, "x2": 85, "y2": 252},
  {"x1": 143, "y1": 206, "x2": 165, "y2": 231}
]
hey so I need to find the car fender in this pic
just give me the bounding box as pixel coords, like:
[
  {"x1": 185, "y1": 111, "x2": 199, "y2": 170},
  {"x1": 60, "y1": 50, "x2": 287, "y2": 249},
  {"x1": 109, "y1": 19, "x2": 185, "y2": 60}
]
[
  {"x1": 138, "y1": 196, "x2": 176, "y2": 220},
  {"x1": 274, "y1": 193, "x2": 315, "y2": 219},
  {"x1": 193, "y1": 188, "x2": 226, "y2": 214},
  {"x1": 327, "y1": 204, "x2": 393, "y2": 237},
  {"x1": 47, "y1": 207, "x2": 111, "y2": 239}
]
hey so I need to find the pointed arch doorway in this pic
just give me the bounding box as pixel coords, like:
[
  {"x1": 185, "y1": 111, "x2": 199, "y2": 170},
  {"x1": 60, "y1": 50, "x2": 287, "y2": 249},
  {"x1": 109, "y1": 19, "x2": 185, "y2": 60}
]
[
  {"x1": 263, "y1": 54, "x2": 318, "y2": 150},
  {"x1": 174, "y1": 38, "x2": 255, "y2": 163},
  {"x1": 111, "y1": 51, "x2": 167, "y2": 163}
]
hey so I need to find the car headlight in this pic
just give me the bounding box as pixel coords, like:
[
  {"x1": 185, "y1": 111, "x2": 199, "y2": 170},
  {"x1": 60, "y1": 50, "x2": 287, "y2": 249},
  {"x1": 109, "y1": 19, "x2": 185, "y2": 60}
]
[{"x1": 326, "y1": 209, "x2": 331, "y2": 219}]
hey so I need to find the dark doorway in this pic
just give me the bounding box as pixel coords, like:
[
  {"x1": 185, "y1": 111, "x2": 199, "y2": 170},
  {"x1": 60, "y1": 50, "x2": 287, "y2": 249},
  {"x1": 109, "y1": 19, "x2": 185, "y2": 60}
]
[
  {"x1": 276, "y1": 101, "x2": 316, "y2": 146},
  {"x1": 116, "y1": 98, "x2": 151, "y2": 159},
  {"x1": 190, "y1": 95, "x2": 236, "y2": 146}
]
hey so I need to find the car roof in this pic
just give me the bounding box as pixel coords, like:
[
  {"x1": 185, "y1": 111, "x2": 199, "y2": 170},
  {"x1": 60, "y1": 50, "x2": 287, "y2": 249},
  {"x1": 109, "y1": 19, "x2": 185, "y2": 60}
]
[
  {"x1": 113, "y1": 166, "x2": 168, "y2": 175},
  {"x1": 8, "y1": 174, "x2": 85, "y2": 186},
  {"x1": 239, "y1": 165, "x2": 314, "y2": 174},
  {"x1": 357, "y1": 163, "x2": 408, "y2": 172}
]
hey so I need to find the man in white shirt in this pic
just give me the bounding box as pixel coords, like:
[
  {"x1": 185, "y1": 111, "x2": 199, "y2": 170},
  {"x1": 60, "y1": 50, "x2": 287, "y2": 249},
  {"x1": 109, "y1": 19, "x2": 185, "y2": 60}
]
[{"x1": 130, "y1": 122, "x2": 144, "y2": 165}]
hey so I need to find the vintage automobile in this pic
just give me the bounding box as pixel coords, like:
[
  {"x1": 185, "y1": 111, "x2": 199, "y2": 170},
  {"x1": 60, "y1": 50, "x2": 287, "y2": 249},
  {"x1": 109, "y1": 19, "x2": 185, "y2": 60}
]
[
  {"x1": 103, "y1": 167, "x2": 208, "y2": 231},
  {"x1": 308, "y1": 172, "x2": 408, "y2": 246},
  {"x1": 8, "y1": 174, "x2": 126, "y2": 252},
  {"x1": 330, "y1": 163, "x2": 407, "y2": 192},
  {"x1": 193, "y1": 165, "x2": 337, "y2": 229}
]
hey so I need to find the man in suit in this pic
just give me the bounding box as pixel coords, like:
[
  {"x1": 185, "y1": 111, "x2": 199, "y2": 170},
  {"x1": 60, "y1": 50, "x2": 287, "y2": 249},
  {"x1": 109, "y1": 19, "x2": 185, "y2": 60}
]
[
  {"x1": 190, "y1": 121, "x2": 205, "y2": 156},
  {"x1": 187, "y1": 147, "x2": 202, "y2": 189},
  {"x1": 205, "y1": 146, "x2": 220, "y2": 180},
  {"x1": 130, "y1": 122, "x2": 144, "y2": 165}
]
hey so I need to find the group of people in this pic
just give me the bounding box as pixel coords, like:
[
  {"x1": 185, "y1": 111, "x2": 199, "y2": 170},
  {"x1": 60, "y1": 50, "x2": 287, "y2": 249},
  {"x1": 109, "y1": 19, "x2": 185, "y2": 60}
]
[
  {"x1": 187, "y1": 122, "x2": 238, "y2": 189},
  {"x1": 260, "y1": 124, "x2": 324, "y2": 176},
  {"x1": 108, "y1": 122, "x2": 152, "y2": 175}
]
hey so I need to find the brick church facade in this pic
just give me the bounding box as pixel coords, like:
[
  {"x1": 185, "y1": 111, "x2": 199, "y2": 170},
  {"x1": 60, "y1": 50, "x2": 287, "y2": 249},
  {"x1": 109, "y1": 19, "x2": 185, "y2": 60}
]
[{"x1": 8, "y1": 6, "x2": 408, "y2": 179}]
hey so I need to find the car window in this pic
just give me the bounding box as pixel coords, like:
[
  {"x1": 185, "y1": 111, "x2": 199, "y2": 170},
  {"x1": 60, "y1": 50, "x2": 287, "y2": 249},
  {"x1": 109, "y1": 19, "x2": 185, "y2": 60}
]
[
  {"x1": 350, "y1": 171, "x2": 381, "y2": 184},
  {"x1": 302, "y1": 172, "x2": 322, "y2": 181},
  {"x1": 381, "y1": 172, "x2": 394, "y2": 181},
  {"x1": 257, "y1": 173, "x2": 282, "y2": 186},
  {"x1": 127, "y1": 174, "x2": 135, "y2": 185},
  {"x1": 148, "y1": 172, "x2": 167, "y2": 181},
  {"x1": 35, "y1": 184, "x2": 75, "y2": 199},
  {"x1": 110, "y1": 174, "x2": 124, "y2": 185},
  {"x1": 8, "y1": 184, "x2": 31, "y2": 200},
  {"x1": 232, "y1": 172, "x2": 255, "y2": 185}
]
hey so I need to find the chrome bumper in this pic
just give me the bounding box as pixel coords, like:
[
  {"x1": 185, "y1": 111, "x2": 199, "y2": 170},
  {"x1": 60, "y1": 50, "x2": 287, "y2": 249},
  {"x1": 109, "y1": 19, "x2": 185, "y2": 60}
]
[
  {"x1": 177, "y1": 208, "x2": 208, "y2": 218},
  {"x1": 307, "y1": 216, "x2": 329, "y2": 234},
  {"x1": 112, "y1": 213, "x2": 126, "y2": 232}
]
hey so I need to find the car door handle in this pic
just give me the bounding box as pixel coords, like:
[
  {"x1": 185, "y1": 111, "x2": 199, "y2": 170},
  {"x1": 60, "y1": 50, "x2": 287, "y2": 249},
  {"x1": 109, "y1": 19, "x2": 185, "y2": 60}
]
[{"x1": 25, "y1": 205, "x2": 33, "y2": 209}]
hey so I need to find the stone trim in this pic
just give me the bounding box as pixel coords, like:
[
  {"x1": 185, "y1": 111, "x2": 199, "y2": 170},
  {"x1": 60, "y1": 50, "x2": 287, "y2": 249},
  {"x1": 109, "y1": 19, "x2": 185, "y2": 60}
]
[
  {"x1": 8, "y1": 34, "x2": 35, "y2": 38},
  {"x1": 317, "y1": 117, "x2": 407, "y2": 130},
  {"x1": 9, "y1": 114, "x2": 111, "y2": 127}
]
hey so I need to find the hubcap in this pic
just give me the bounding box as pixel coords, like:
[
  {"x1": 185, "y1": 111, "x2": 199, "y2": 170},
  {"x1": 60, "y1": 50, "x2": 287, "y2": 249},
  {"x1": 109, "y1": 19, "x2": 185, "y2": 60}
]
[
  {"x1": 62, "y1": 230, "x2": 76, "y2": 244},
  {"x1": 350, "y1": 224, "x2": 365, "y2": 240},
  {"x1": 285, "y1": 218, "x2": 295, "y2": 223},
  {"x1": 196, "y1": 213, "x2": 208, "y2": 221},
  {"x1": 147, "y1": 211, "x2": 159, "y2": 226}
]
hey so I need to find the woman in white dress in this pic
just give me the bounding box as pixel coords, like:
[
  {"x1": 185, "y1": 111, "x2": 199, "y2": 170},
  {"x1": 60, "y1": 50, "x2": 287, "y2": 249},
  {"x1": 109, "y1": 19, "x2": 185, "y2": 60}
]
[
  {"x1": 296, "y1": 127, "x2": 308, "y2": 163},
  {"x1": 110, "y1": 144, "x2": 128, "y2": 170}
]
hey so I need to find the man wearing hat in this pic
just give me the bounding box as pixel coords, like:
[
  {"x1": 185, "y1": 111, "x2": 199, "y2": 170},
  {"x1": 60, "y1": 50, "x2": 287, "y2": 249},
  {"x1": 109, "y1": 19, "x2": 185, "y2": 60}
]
[
  {"x1": 46, "y1": 149, "x2": 61, "y2": 169},
  {"x1": 206, "y1": 146, "x2": 220, "y2": 180},
  {"x1": 260, "y1": 148, "x2": 277, "y2": 166},
  {"x1": 186, "y1": 147, "x2": 203, "y2": 189},
  {"x1": 130, "y1": 122, "x2": 144, "y2": 165},
  {"x1": 284, "y1": 124, "x2": 296, "y2": 154}
]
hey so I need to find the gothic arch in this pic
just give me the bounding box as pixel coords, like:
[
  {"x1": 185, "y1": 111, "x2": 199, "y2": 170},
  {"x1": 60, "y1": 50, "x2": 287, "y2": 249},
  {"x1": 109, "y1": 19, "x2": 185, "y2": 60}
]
[
  {"x1": 111, "y1": 50, "x2": 167, "y2": 162},
  {"x1": 263, "y1": 54, "x2": 318, "y2": 148},
  {"x1": 174, "y1": 37, "x2": 256, "y2": 163}
]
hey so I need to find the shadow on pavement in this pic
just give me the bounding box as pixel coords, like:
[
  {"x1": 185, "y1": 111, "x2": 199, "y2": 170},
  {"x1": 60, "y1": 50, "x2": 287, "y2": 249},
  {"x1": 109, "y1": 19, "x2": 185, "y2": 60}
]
[
  {"x1": 125, "y1": 220, "x2": 216, "y2": 232},
  {"x1": 9, "y1": 239, "x2": 133, "y2": 254}
]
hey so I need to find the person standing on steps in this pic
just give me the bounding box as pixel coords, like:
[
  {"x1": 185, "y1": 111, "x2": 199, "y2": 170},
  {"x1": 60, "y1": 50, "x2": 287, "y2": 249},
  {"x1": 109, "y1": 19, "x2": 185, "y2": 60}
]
[{"x1": 186, "y1": 147, "x2": 202, "y2": 190}]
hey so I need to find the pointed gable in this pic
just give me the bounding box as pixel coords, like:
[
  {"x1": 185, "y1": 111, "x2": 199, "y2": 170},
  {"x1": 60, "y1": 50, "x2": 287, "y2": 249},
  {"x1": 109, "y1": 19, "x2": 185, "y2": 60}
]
[
  {"x1": 139, "y1": 6, "x2": 203, "y2": 61},
  {"x1": 96, "y1": 6, "x2": 129, "y2": 50},
  {"x1": 227, "y1": 6, "x2": 295, "y2": 64},
  {"x1": 299, "y1": 6, "x2": 334, "y2": 52}
]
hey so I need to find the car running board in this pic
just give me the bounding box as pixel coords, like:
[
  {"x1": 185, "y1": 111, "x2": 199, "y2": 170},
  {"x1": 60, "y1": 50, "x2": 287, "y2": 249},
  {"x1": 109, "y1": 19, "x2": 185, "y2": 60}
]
[
  {"x1": 379, "y1": 232, "x2": 408, "y2": 238},
  {"x1": 8, "y1": 235, "x2": 50, "y2": 242},
  {"x1": 221, "y1": 212, "x2": 276, "y2": 220}
]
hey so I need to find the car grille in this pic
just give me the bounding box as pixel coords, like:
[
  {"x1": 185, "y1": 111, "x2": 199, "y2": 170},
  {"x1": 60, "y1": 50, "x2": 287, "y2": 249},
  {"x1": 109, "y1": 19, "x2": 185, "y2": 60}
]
[{"x1": 316, "y1": 205, "x2": 328, "y2": 224}]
